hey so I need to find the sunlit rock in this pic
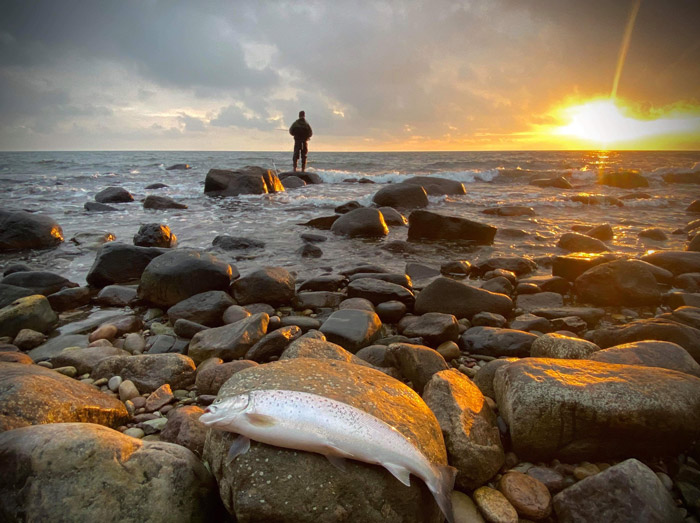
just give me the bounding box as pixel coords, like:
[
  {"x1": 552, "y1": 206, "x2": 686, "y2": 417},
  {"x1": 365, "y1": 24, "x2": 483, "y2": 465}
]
[
  {"x1": 204, "y1": 166, "x2": 284, "y2": 196},
  {"x1": 0, "y1": 210, "x2": 63, "y2": 251}
]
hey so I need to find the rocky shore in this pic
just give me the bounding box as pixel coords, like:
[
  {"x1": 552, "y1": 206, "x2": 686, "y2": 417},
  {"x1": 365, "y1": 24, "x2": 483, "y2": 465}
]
[{"x1": 1, "y1": 166, "x2": 700, "y2": 522}]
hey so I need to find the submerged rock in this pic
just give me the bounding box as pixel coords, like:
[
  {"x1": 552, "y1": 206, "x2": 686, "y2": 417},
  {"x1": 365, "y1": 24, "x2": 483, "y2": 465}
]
[
  {"x1": 95, "y1": 186, "x2": 134, "y2": 203},
  {"x1": 143, "y1": 195, "x2": 188, "y2": 209},
  {"x1": 408, "y1": 210, "x2": 497, "y2": 244},
  {"x1": 598, "y1": 170, "x2": 649, "y2": 188}
]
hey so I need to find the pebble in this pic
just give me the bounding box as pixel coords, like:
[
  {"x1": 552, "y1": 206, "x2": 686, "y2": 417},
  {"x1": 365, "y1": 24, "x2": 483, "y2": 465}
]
[
  {"x1": 140, "y1": 417, "x2": 168, "y2": 434},
  {"x1": 459, "y1": 365, "x2": 478, "y2": 378},
  {"x1": 88, "y1": 324, "x2": 118, "y2": 342},
  {"x1": 123, "y1": 427, "x2": 145, "y2": 439},
  {"x1": 173, "y1": 389, "x2": 190, "y2": 400},
  {"x1": 452, "y1": 490, "x2": 485, "y2": 522},
  {"x1": 437, "y1": 341, "x2": 461, "y2": 361},
  {"x1": 54, "y1": 366, "x2": 77, "y2": 378},
  {"x1": 149, "y1": 322, "x2": 174, "y2": 335},
  {"x1": 108, "y1": 375, "x2": 123, "y2": 392},
  {"x1": 473, "y1": 486, "x2": 518, "y2": 523},
  {"x1": 498, "y1": 470, "x2": 552, "y2": 520},
  {"x1": 124, "y1": 400, "x2": 135, "y2": 417},
  {"x1": 37, "y1": 361, "x2": 53, "y2": 368},
  {"x1": 118, "y1": 379, "x2": 140, "y2": 402},
  {"x1": 93, "y1": 377, "x2": 108, "y2": 387},
  {"x1": 80, "y1": 378, "x2": 94, "y2": 385},
  {"x1": 132, "y1": 396, "x2": 146, "y2": 409},
  {"x1": 573, "y1": 462, "x2": 600, "y2": 480}
]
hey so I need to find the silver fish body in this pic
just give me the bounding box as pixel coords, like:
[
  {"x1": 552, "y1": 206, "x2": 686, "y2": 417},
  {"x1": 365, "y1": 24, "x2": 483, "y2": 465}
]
[{"x1": 200, "y1": 389, "x2": 456, "y2": 523}]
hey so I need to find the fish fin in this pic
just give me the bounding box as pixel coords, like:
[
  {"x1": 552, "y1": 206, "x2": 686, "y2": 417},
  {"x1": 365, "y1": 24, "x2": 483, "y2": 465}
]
[
  {"x1": 429, "y1": 464, "x2": 458, "y2": 523},
  {"x1": 227, "y1": 435, "x2": 251, "y2": 463},
  {"x1": 325, "y1": 455, "x2": 348, "y2": 472},
  {"x1": 245, "y1": 412, "x2": 277, "y2": 427},
  {"x1": 383, "y1": 462, "x2": 412, "y2": 487}
]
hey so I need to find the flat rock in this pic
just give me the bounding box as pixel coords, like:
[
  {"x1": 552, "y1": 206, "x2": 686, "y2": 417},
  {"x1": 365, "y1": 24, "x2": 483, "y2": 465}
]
[
  {"x1": 188, "y1": 313, "x2": 269, "y2": 363},
  {"x1": 297, "y1": 275, "x2": 347, "y2": 292},
  {"x1": 293, "y1": 291, "x2": 344, "y2": 310},
  {"x1": 28, "y1": 333, "x2": 89, "y2": 362},
  {"x1": 588, "y1": 340, "x2": 700, "y2": 377},
  {"x1": 231, "y1": 266, "x2": 295, "y2": 306},
  {"x1": 408, "y1": 210, "x2": 497, "y2": 244},
  {"x1": 515, "y1": 292, "x2": 563, "y2": 312},
  {"x1": 319, "y1": 309, "x2": 382, "y2": 353},
  {"x1": 460, "y1": 327, "x2": 537, "y2": 357},
  {"x1": 91, "y1": 353, "x2": 196, "y2": 393},
  {"x1": 280, "y1": 337, "x2": 374, "y2": 369},
  {"x1": 415, "y1": 277, "x2": 513, "y2": 319},
  {"x1": 1, "y1": 271, "x2": 75, "y2": 296}
]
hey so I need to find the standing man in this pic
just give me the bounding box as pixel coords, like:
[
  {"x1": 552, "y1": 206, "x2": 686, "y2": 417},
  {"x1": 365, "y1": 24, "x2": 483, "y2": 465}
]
[{"x1": 289, "y1": 110, "x2": 313, "y2": 172}]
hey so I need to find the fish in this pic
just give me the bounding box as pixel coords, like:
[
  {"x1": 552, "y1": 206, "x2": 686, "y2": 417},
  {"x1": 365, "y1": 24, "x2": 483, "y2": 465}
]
[{"x1": 200, "y1": 389, "x2": 457, "y2": 523}]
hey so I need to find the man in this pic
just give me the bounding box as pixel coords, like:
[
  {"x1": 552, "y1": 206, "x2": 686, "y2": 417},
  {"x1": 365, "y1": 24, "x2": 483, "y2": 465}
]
[{"x1": 289, "y1": 110, "x2": 313, "y2": 172}]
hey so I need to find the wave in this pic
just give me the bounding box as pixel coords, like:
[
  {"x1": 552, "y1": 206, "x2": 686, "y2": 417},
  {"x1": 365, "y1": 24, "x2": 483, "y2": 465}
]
[{"x1": 314, "y1": 168, "x2": 503, "y2": 185}]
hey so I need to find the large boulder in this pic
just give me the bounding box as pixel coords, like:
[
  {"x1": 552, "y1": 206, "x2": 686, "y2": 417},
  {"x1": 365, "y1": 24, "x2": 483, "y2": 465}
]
[
  {"x1": 598, "y1": 170, "x2": 649, "y2": 188},
  {"x1": 408, "y1": 210, "x2": 497, "y2": 244},
  {"x1": 0, "y1": 295, "x2": 57, "y2": 338},
  {"x1": 188, "y1": 313, "x2": 269, "y2": 363},
  {"x1": 0, "y1": 423, "x2": 218, "y2": 522},
  {"x1": 372, "y1": 184, "x2": 429, "y2": 209},
  {"x1": 203, "y1": 358, "x2": 448, "y2": 523},
  {"x1": 167, "y1": 290, "x2": 235, "y2": 327},
  {"x1": 494, "y1": 358, "x2": 700, "y2": 461},
  {"x1": 86, "y1": 242, "x2": 167, "y2": 287},
  {"x1": 641, "y1": 250, "x2": 700, "y2": 275},
  {"x1": 133, "y1": 223, "x2": 177, "y2": 248},
  {"x1": 230, "y1": 266, "x2": 295, "y2": 306},
  {"x1": 204, "y1": 166, "x2": 284, "y2": 196},
  {"x1": 423, "y1": 370, "x2": 504, "y2": 490},
  {"x1": 400, "y1": 176, "x2": 467, "y2": 196},
  {"x1": 460, "y1": 327, "x2": 537, "y2": 358},
  {"x1": 588, "y1": 340, "x2": 700, "y2": 377},
  {"x1": 0, "y1": 362, "x2": 128, "y2": 432},
  {"x1": 415, "y1": 277, "x2": 513, "y2": 319},
  {"x1": 574, "y1": 259, "x2": 661, "y2": 306},
  {"x1": 0, "y1": 210, "x2": 63, "y2": 251},
  {"x1": 91, "y1": 353, "x2": 196, "y2": 393},
  {"x1": 137, "y1": 250, "x2": 233, "y2": 308},
  {"x1": 330, "y1": 208, "x2": 389, "y2": 238},
  {"x1": 95, "y1": 187, "x2": 134, "y2": 203},
  {"x1": 556, "y1": 232, "x2": 610, "y2": 253},
  {"x1": 319, "y1": 309, "x2": 382, "y2": 353}
]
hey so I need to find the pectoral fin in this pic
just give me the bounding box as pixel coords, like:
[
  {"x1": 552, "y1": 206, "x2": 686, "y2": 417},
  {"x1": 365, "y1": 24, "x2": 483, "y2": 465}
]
[
  {"x1": 245, "y1": 412, "x2": 277, "y2": 427},
  {"x1": 384, "y1": 463, "x2": 412, "y2": 487},
  {"x1": 325, "y1": 455, "x2": 348, "y2": 472},
  {"x1": 227, "y1": 435, "x2": 251, "y2": 463}
]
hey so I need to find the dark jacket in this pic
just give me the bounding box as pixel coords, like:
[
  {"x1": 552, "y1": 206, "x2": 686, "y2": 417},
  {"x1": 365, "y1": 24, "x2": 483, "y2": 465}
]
[{"x1": 289, "y1": 118, "x2": 313, "y2": 141}]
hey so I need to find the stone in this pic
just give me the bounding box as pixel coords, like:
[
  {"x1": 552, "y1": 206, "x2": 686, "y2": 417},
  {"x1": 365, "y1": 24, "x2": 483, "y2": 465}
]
[
  {"x1": 0, "y1": 362, "x2": 128, "y2": 431},
  {"x1": 95, "y1": 186, "x2": 134, "y2": 203},
  {"x1": 279, "y1": 316, "x2": 321, "y2": 332},
  {"x1": 375, "y1": 300, "x2": 408, "y2": 323},
  {"x1": 532, "y1": 306, "x2": 605, "y2": 327},
  {"x1": 509, "y1": 313, "x2": 551, "y2": 332},
  {"x1": 301, "y1": 215, "x2": 338, "y2": 230},
  {"x1": 195, "y1": 360, "x2": 258, "y2": 395},
  {"x1": 160, "y1": 405, "x2": 208, "y2": 456},
  {"x1": 519, "y1": 275, "x2": 571, "y2": 295},
  {"x1": 0, "y1": 210, "x2": 63, "y2": 251},
  {"x1": 281, "y1": 176, "x2": 306, "y2": 189},
  {"x1": 400, "y1": 176, "x2": 467, "y2": 196},
  {"x1": 212, "y1": 235, "x2": 265, "y2": 250},
  {"x1": 494, "y1": 358, "x2": 700, "y2": 460},
  {"x1": 475, "y1": 256, "x2": 538, "y2": 276},
  {"x1": 688, "y1": 233, "x2": 700, "y2": 252},
  {"x1": 387, "y1": 343, "x2": 449, "y2": 393},
  {"x1": 86, "y1": 242, "x2": 166, "y2": 288},
  {"x1": 641, "y1": 250, "x2": 700, "y2": 275},
  {"x1": 0, "y1": 422, "x2": 217, "y2": 521},
  {"x1": 598, "y1": 170, "x2": 649, "y2": 188},
  {"x1": 415, "y1": 277, "x2": 513, "y2": 319},
  {"x1": 204, "y1": 166, "x2": 284, "y2": 196},
  {"x1": 188, "y1": 313, "x2": 269, "y2": 363},
  {"x1": 460, "y1": 327, "x2": 537, "y2": 357},
  {"x1": 0, "y1": 284, "x2": 35, "y2": 309},
  {"x1": 172, "y1": 319, "x2": 207, "y2": 340},
  {"x1": 526, "y1": 466, "x2": 567, "y2": 493},
  {"x1": 0, "y1": 352, "x2": 33, "y2": 364},
  {"x1": 339, "y1": 297, "x2": 375, "y2": 312},
  {"x1": 347, "y1": 278, "x2": 415, "y2": 306},
  {"x1": 402, "y1": 312, "x2": 460, "y2": 346},
  {"x1": 203, "y1": 358, "x2": 448, "y2": 523},
  {"x1": 50, "y1": 345, "x2": 130, "y2": 375},
  {"x1": 482, "y1": 205, "x2": 535, "y2": 217},
  {"x1": 530, "y1": 176, "x2": 572, "y2": 189},
  {"x1": 347, "y1": 272, "x2": 412, "y2": 289},
  {"x1": 330, "y1": 207, "x2": 389, "y2": 237},
  {"x1": 552, "y1": 459, "x2": 681, "y2": 523},
  {"x1": 92, "y1": 353, "x2": 196, "y2": 393},
  {"x1": 639, "y1": 227, "x2": 668, "y2": 241},
  {"x1": 144, "y1": 383, "x2": 174, "y2": 412},
  {"x1": 89, "y1": 323, "x2": 118, "y2": 342},
  {"x1": 473, "y1": 487, "x2": 518, "y2": 523},
  {"x1": 0, "y1": 295, "x2": 58, "y2": 338},
  {"x1": 12, "y1": 328, "x2": 46, "y2": 350},
  {"x1": 530, "y1": 333, "x2": 601, "y2": 359},
  {"x1": 28, "y1": 333, "x2": 89, "y2": 362},
  {"x1": 84, "y1": 201, "x2": 118, "y2": 212},
  {"x1": 575, "y1": 259, "x2": 661, "y2": 306},
  {"x1": 515, "y1": 292, "x2": 564, "y2": 312},
  {"x1": 423, "y1": 370, "x2": 504, "y2": 490},
  {"x1": 667, "y1": 305, "x2": 700, "y2": 329},
  {"x1": 46, "y1": 286, "x2": 92, "y2": 312},
  {"x1": 552, "y1": 252, "x2": 618, "y2": 281},
  {"x1": 472, "y1": 312, "x2": 507, "y2": 328},
  {"x1": 557, "y1": 232, "x2": 609, "y2": 253},
  {"x1": 297, "y1": 275, "x2": 346, "y2": 292},
  {"x1": 498, "y1": 471, "x2": 552, "y2": 520},
  {"x1": 293, "y1": 291, "x2": 344, "y2": 310},
  {"x1": 377, "y1": 206, "x2": 408, "y2": 225},
  {"x1": 137, "y1": 250, "x2": 233, "y2": 308},
  {"x1": 222, "y1": 305, "x2": 251, "y2": 324},
  {"x1": 334, "y1": 200, "x2": 363, "y2": 214},
  {"x1": 588, "y1": 340, "x2": 700, "y2": 377},
  {"x1": 167, "y1": 290, "x2": 235, "y2": 327},
  {"x1": 1, "y1": 271, "x2": 75, "y2": 296},
  {"x1": 319, "y1": 309, "x2": 382, "y2": 353},
  {"x1": 280, "y1": 337, "x2": 374, "y2": 368},
  {"x1": 408, "y1": 210, "x2": 497, "y2": 244},
  {"x1": 244, "y1": 325, "x2": 302, "y2": 362},
  {"x1": 440, "y1": 260, "x2": 472, "y2": 277},
  {"x1": 297, "y1": 242, "x2": 323, "y2": 258},
  {"x1": 451, "y1": 491, "x2": 485, "y2": 523},
  {"x1": 436, "y1": 341, "x2": 461, "y2": 361},
  {"x1": 133, "y1": 223, "x2": 177, "y2": 247},
  {"x1": 372, "y1": 184, "x2": 429, "y2": 208},
  {"x1": 584, "y1": 223, "x2": 614, "y2": 241},
  {"x1": 569, "y1": 194, "x2": 623, "y2": 207},
  {"x1": 142, "y1": 195, "x2": 187, "y2": 210},
  {"x1": 231, "y1": 266, "x2": 295, "y2": 307},
  {"x1": 94, "y1": 285, "x2": 137, "y2": 307}
]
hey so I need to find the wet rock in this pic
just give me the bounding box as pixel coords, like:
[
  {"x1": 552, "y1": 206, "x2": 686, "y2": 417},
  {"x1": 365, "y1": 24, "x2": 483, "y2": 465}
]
[
  {"x1": 145, "y1": 383, "x2": 175, "y2": 412},
  {"x1": 231, "y1": 266, "x2": 295, "y2": 307},
  {"x1": 355, "y1": 345, "x2": 395, "y2": 367},
  {"x1": 582, "y1": 223, "x2": 614, "y2": 241},
  {"x1": 515, "y1": 292, "x2": 564, "y2": 312},
  {"x1": 440, "y1": 260, "x2": 472, "y2": 277},
  {"x1": 372, "y1": 184, "x2": 429, "y2": 209},
  {"x1": 526, "y1": 466, "x2": 567, "y2": 493},
  {"x1": 245, "y1": 325, "x2": 302, "y2": 362},
  {"x1": 530, "y1": 176, "x2": 572, "y2": 189},
  {"x1": 92, "y1": 353, "x2": 196, "y2": 393},
  {"x1": 222, "y1": 305, "x2": 251, "y2": 324},
  {"x1": 95, "y1": 186, "x2": 134, "y2": 203},
  {"x1": 460, "y1": 327, "x2": 537, "y2": 358},
  {"x1": 296, "y1": 242, "x2": 323, "y2": 258},
  {"x1": 480, "y1": 277, "x2": 515, "y2": 297},
  {"x1": 138, "y1": 250, "x2": 233, "y2": 308},
  {"x1": 663, "y1": 172, "x2": 700, "y2": 184},
  {"x1": 473, "y1": 487, "x2": 519, "y2": 523},
  {"x1": 415, "y1": 277, "x2": 513, "y2": 319},
  {"x1": 347, "y1": 278, "x2": 415, "y2": 306},
  {"x1": 86, "y1": 242, "x2": 167, "y2": 288},
  {"x1": 0, "y1": 362, "x2": 128, "y2": 431},
  {"x1": 482, "y1": 205, "x2": 535, "y2": 217},
  {"x1": 400, "y1": 176, "x2": 466, "y2": 196},
  {"x1": 569, "y1": 194, "x2": 623, "y2": 207},
  {"x1": 1, "y1": 271, "x2": 75, "y2": 296},
  {"x1": 557, "y1": 232, "x2": 610, "y2": 253},
  {"x1": 46, "y1": 286, "x2": 92, "y2": 311},
  {"x1": 188, "y1": 313, "x2": 268, "y2": 363},
  {"x1": 330, "y1": 207, "x2": 389, "y2": 238},
  {"x1": 688, "y1": 233, "x2": 700, "y2": 252},
  {"x1": 50, "y1": 345, "x2": 130, "y2": 375},
  {"x1": 472, "y1": 312, "x2": 508, "y2": 328},
  {"x1": 402, "y1": 312, "x2": 459, "y2": 346},
  {"x1": 575, "y1": 259, "x2": 661, "y2": 306},
  {"x1": 28, "y1": 333, "x2": 89, "y2": 362},
  {"x1": 552, "y1": 252, "x2": 618, "y2": 281},
  {"x1": 0, "y1": 295, "x2": 58, "y2": 338},
  {"x1": 133, "y1": 223, "x2": 177, "y2": 248},
  {"x1": 160, "y1": 405, "x2": 208, "y2": 456},
  {"x1": 424, "y1": 369, "x2": 504, "y2": 490},
  {"x1": 598, "y1": 170, "x2": 649, "y2": 188},
  {"x1": 348, "y1": 272, "x2": 412, "y2": 289},
  {"x1": 666, "y1": 305, "x2": 700, "y2": 329},
  {"x1": 319, "y1": 309, "x2": 382, "y2": 353},
  {"x1": 279, "y1": 315, "x2": 321, "y2": 332},
  {"x1": 167, "y1": 290, "x2": 235, "y2": 327},
  {"x1": 142, "y1": 195, "x2": 187, "y2": 210},
  {"x1": 531, "y1": 333, "x2": 601, "y2": 359},
  {"x1": 212, "y1": 235, "x2": 265, "y2": 250},
  {"x1": 498, "y1": 470, "x2": 552, "y2": 520},
  {"x1": 387, "y1": 343, "x2": 449, "y2": 393},
  {"x1": 494, "y1": 358, "x2": 700, "y2": 460},
  {"x1": 281, "y1": 176, "x2": 306, "y2": 189},
  {"x1": 204, "y1": 166, "x2": 284, "y2": 196},
  {"x1": 278, "y1": 171, "x2": 323, "y2": 184},
  {"x1": 552, "y1": 459, "x2": 681, "y2": 523},
  {"x1": 0, "y1": 210, "x2": 64, "y2": 251},
  {"x1": 172, "y1": 318, "x2": 206, "y2": 339},
  {"x1": 408, "y1": 210, "x2": 497, "y2": 244},
  {"x1": 0, "y1": 422, "x2": 217, "y2": 521},
  {"x1": 639, "y1": 227, "x2": 668, "y2": 241},
  {"x1": 92, "y1": 285, "x2": 137, "y2": 307},
  {"x1": 204, "y1": 358, "x2": 448, "y2": 523},
  {"x1": 195, "y1": 360, "x2": 258, "y2": 396},
  {"x1": 301, "y1": 215, "x2": 338, "y2": 230},
  {"x1": 334, "y1": 200, "x2": 363, "y2": 214},
  {"x1": 588, "y1": 340, "x2": 700, "y2": 377}
]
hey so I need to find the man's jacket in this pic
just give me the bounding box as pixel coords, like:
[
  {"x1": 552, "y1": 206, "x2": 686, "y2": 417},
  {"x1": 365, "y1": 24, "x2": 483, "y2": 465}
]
[{"x1": 289, "y1": 118, "x2": 313, "y2": 141}]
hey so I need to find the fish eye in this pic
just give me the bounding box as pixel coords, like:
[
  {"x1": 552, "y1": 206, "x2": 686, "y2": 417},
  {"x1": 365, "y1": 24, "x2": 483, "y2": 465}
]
[{"x1": 213, "y1": 398, "x2": 222, "y2": 404}]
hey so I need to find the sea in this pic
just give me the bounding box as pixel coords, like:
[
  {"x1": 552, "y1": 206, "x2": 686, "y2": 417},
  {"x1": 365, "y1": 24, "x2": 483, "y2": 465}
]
[{"x1": 1, "y1": 150, "x2": 698, "y2": 285}]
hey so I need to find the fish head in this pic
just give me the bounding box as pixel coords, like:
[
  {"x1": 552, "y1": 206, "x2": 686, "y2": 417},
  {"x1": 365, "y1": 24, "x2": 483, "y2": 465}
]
[{"x1": 200, "y1": 393, "x2": 251, "y2": 426}]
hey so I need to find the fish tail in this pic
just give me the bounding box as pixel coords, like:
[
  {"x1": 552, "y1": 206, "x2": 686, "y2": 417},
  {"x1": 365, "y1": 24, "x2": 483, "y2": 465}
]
[{"x1": 429, "y1": 464, "x2": 457, "y2": 523}]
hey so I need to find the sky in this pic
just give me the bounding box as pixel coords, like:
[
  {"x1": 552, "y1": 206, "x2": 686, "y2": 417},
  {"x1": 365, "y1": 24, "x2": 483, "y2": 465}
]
[{"x1": 1, "y1": 0, "x2": 699, "y2": 151}]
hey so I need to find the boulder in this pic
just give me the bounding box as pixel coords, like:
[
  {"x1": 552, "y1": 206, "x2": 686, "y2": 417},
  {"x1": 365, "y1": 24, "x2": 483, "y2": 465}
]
[
  {"x1": 50, "y1": 345, "x2": 131, "y2": 375},
  {"x1": 0, "y1": 423, "x2": 218, "y2": 521},
  {"x1": 372, "y1": 184, "x2": 429, "y2": 209},
  {"x1": 377, "y1": 207, "x2": 408, "y2": 225},
  {"x1": 408, "y1": 210, "x2": 497, "y2": 244},
  {"x1": 473, "y1": 358, "x2": 518, "y2": 400},
  {"x1": 641, "y1": 250, "x2": 700, "y2": 275},
  {"x1": 84, "y1": 201, "x2": 118, "y2": 212},
  {"x1": 137, "y1": 250, "x2": 233, "y2": 308},
  {"x1": 278, "y1": 171, "x2": 323, "y2": 184},
  {"x1": 133, "y1": 223, "x2": 177, "y2": 248},
  {"x1": 330, "y1": 208, "x2": 389, "y2": 238},
  {"x1": 86, "y1": 242, "x2": 166, "y2": 288},
  {"x1": 301, "y1": 215, "x2": 339, "y2": 230},
  {"x1": 319, "y1": 309, "x2": 382, "y2": 353},
  {"x1": 662, "y1": 171, "x2": 700, "y2": 184},
  {"x1": 582, "y1": 223, "x2": 614, "y2": 241},
  {"x1": 574, "y1": 259, "x2": 661, "y2": 306},
  {"x1": 569, "y1": 194, "x2": 623, "y2": 207},
  {"x1": 93, "y1": 285, "x2": 137, "y2": 307},
  {"x1": 588, "y1": 340, "x2": 700, "y2": 377},
  {"x1": 0, "y1": 363, "x2": 128, "y2": 431},
  {"x1": 494, "y1": 358, "x2": 700, "y2": 460},
  {"x1": 167, "y1": 164, "x2": 191, "y2": 170},
  {"x1": 598, "y1": 170, "x2": 649, "y2": 188},
  {"x1": 552, "y1": 459, "x2": 681, "y2": 523},
  {"x1": 95, "y1": 187, "x2": 134, "y2": 203},
  {"x1": 335, "y1": 201, "x2": 363, "y2": 214},
  {"x1": 666, "y1": 305, "x2": 700, "y2": 329},
  {"x1": 194, "y1": 360, "x2": 258, "y2": 396},
  {"x1": 294, "y1": 291, "x2": 344, "y2": 310},
  {"x1": 387, "y1": 343, "x2": 449, "y2": 393},
  {"x1": 415, "y1": 277, "x2": 513, "y2": 319},
  {"x1": 423, "y1": 370, "x2": 504, "y2": 490},
  {"x1": 348, "y1": 272, "x2": 412, "y2": 289},
  {"x1": 460, "y1": 327, "x2": 537, "y2": 357},
  {"x1": 639, "y1": 227, "x2": 668, "y2": 241},
  {"x1": 245, "y1": 325, "x2": 302, "y2": 362},
  {"x1": 551, "y1": 252, "x2": 618, "y2": 281},
  {"x1": 167, "y1": 290, "x2": 235, "y2": 327},
  {"x1": 0, "y1": 284, "x2": 34, "y2": 309},
  {"x1": 231, "y1": 266, "x2": 295, "y2": 306},
  {"x1": 530, "y1": 333, "x2": 601, "y2": 359},
  {"x1": 557, "y1": 232, "x2": 609, "y2": 253},
  {"x1": 1, "y1": 271, "x2": 75, "y2": 296},
  {"x1": 400, "y1": 176, "x2": 466, "y2": 196},
  {"x1": 143, "y1": 195, "x2": 188, "y2": 209},
  {"x1": 0, "y1": 295, "x2": 57, "y2": 338},
  {"x1": 281, "y1": 176, "x2": 306, "y2": 189},
  {"x1": 530, "y1": 176, "x2": 572, "y2": 189},
  {"x1": 0, "y1": 210, "x2": 63, "y2": 251},
  {"x1": 401, "y1": 312, "x2": 460, "y2": 346},
  {"x1": 212, "y1": 235, "x2": 265, "y2": 250},
  {"x1": 204, "y1": 166, "x2": 284, "y2": 196},
  {"x1": 91, "y1": 353, "x2": 196, "y2": 393},
  {"x1": 188, "y1": 313, "x2": 269, "y2": 363},
  {"x1": 347, "y1": 278, "x2": 415, "y2": 306},
  {"x1": 203, "y1": 358, "x2": 448, "y2": 523}
]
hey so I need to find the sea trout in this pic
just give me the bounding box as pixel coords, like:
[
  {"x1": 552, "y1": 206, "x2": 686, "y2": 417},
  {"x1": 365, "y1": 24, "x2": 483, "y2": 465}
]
[{"x1": 200, "y1": 389, "x2": 456, "y2": 523}]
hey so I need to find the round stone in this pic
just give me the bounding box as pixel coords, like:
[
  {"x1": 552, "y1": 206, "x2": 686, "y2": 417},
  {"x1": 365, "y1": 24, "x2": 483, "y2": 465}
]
[
  {"x1": 118, "y1": 379, "x2": 140, "y2": 402},
  {"x1": 498, "y1": 470, "x2": 552, "y2": 519},
  {"x1": 108, "y1": 375, "x2": 123, "y2": 392},
  {"x1": 123, "y1": 427, "x2": 145, "y2": 439},
  {"x1": 473, "y1": 486, "x2": 519, "y2": 523}
]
